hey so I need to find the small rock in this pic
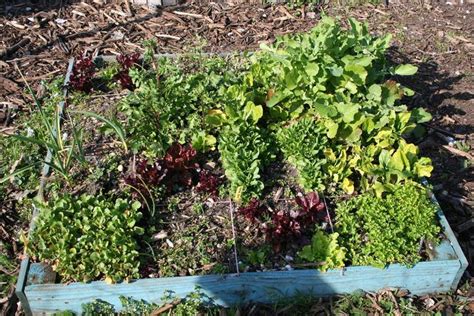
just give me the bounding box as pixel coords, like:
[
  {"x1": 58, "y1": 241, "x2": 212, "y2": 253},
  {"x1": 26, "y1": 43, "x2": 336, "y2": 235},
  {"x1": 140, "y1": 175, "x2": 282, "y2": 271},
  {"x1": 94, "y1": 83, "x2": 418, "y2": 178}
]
[
  {"x1": 55, "y1": 18, "x2": 67, "y2": 25},
  {"x1": 423, "y1": 297, "x2": 435, "y2": 309},
  {"x1": 111, "y1": 30, "x2": 125, "y2": 41},
  {"x1": 152, "y1": 230, "x2": 168, "y2": 240}
]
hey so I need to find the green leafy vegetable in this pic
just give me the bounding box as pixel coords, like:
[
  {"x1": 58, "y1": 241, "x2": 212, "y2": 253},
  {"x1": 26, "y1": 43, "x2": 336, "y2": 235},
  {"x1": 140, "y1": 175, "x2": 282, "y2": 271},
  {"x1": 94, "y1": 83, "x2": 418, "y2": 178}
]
[
  {"x1": 298, "y1": 230, "x2": 347, "y2": 271},
  {"x1": 29, "y1": 195, "x2": 143, "y2": 282},
  {"x1": 219, "y1": 123, "x2": 272, "y2": 204},
  {"x1": 278, "y1": 118, "x2": 328, "y2": 191},
  {"x1": 335, "y1": 183, "x2": 440, "y2": 267}
]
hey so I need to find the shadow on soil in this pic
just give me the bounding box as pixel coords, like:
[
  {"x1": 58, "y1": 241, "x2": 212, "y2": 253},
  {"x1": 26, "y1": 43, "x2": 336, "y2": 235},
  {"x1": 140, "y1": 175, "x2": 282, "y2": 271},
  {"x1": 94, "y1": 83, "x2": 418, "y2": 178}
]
[
  {"x1": 1, "y1": 0, "x2": 79, "y2": 16},
  {"x1": 389, "y1": 48, "x2": 473, "y2": 274}
]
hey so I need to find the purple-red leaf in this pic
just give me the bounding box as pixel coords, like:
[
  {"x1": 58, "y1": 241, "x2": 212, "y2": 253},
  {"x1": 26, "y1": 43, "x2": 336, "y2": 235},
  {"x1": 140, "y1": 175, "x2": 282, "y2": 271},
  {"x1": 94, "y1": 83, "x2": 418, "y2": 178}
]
[
  {"x1": 196, "y1": 171, "x2": 220, "y2": 196},
  {"x1": 70, "y1": 54, "x2": 95, "y2": 92},
  {"x1": 239, "y1": 198, "x2": 266, "y2": 223},
  {"x1": 295, "y1": 192, "x2": 325, "y2": 213},
  {"x1": 115, "y1": 52, "x2": 140, "y2": 90},
  {"x1": 124, "y1": 158, "x2": 167, "y2": 198},
  {"x1": 162, "y1": 143, "x2": 199, "y2": 190}
]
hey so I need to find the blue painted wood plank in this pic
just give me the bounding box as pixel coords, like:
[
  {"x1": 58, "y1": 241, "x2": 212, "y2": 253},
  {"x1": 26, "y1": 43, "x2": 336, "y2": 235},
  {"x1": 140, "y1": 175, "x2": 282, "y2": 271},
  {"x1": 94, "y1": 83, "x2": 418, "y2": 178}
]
[
  {"x1": 26, "y1": 263, "x2": 56, "y2": 286},
  {"x1": 25, "y1": 259, "x2": 461, "y2": 314},
  {"x1": 430, "y1": 193, "x2": 469, "y2": 289}
]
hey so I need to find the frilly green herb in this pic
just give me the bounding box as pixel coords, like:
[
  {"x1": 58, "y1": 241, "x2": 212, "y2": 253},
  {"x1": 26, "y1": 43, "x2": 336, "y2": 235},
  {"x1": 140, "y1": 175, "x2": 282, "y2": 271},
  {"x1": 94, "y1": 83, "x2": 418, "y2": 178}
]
[{"x1": 335, "y1": 183, "x2": 440, "y2": 268}]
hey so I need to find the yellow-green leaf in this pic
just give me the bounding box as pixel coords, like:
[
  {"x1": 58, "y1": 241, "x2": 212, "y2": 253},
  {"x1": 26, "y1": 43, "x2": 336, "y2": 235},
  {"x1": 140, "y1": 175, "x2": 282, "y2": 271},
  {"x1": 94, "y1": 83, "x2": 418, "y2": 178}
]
[{"x1": 342, "y1": 178, "x2": 354, "y2": 194}]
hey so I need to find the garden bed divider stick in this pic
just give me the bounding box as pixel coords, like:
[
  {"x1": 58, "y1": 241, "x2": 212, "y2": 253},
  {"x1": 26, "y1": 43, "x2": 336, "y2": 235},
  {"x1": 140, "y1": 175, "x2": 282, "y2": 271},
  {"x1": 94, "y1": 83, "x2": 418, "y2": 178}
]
[
  {"x1": 229, "y1": 199, "x2": 240, "y2": 275},
  {"x1": 15, "y1": 58, "x2": 75, "y2": 316}
]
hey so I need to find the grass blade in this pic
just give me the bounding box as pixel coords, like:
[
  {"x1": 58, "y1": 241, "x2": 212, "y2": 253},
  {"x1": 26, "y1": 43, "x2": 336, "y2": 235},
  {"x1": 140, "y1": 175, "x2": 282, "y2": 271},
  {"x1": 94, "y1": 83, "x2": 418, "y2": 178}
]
[
  {"x1": 14, "y1": 64, "x2": 57, "y2": 147},
  {"x1": 11, "y1": 134, "x2": 58, "y2": 151},
  {"x1": 72, "y1": 110, "x2": 128, "y2": 151},
  {"x1": 0, "y1": 164, "x2": 38, "y2": 184}
]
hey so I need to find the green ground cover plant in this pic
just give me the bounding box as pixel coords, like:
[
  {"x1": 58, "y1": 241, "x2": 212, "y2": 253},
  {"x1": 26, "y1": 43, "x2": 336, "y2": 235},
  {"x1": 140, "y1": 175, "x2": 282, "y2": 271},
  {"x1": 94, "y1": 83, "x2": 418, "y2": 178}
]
[{"x1": 336, "y1": 183, "x2": 440, "y2": 267}]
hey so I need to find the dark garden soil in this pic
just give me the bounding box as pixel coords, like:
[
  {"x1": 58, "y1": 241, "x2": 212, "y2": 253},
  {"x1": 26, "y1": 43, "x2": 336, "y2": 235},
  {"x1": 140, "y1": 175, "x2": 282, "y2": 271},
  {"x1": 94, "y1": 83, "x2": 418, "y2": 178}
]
[{"x1": 1, "y1": 0, "x2": 473, "y2": 314}]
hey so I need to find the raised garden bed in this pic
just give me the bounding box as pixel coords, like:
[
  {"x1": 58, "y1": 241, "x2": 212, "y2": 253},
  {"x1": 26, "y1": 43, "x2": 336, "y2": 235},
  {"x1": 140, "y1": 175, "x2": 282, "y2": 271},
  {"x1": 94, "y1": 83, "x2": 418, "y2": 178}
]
[
  {"x1": 13, "y1": 18, "x2": 468, "y2": 315},
  {"x1": 18, "y1": 208, "x2": 467, "y2": 314}
]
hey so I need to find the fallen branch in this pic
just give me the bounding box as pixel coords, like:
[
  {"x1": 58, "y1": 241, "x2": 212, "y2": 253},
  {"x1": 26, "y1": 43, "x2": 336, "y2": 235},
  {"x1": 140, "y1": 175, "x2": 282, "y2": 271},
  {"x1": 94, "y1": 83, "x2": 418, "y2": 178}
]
[
  {"x1": 0, "y1": 38, "x2": 31, "y2": 59},
  {"x1": 24, "y1": 69, "x2": 62, "y2": 82},
  {"x1": 172, "y1": 10, "x2": 213, "y2": 23},
  {"x1": 155, "y1": 33, "x2": 181, "y2": 40},
  {"x1": 441, "y1": 145, "x2": 473, "y2": 161}
]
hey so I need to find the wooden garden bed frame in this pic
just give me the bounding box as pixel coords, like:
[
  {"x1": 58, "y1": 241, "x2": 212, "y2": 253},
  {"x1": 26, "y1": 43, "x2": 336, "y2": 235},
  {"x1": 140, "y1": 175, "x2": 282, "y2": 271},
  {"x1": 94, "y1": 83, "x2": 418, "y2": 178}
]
[{"x1": 15, "y1": 56, "x2": 468, "y2": 315}]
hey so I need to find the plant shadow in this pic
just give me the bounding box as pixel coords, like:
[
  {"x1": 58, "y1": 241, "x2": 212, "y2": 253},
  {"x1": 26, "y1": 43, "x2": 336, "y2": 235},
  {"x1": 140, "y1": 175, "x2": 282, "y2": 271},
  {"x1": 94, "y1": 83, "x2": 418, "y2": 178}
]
[
  {"x1": 1, "y1": 0, "x2": 82, "y2": 17},
  {"x1": 388, "y1": 47, "x2": 474, "y2": 274}
]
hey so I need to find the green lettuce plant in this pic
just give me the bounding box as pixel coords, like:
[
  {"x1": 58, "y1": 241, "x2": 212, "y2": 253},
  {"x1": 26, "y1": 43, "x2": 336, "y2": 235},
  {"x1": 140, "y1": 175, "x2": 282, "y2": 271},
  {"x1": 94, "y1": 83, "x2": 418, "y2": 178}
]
[
  {"x1": 212, "y1": 17, "x2": 433, "y2": 197},
  {"x1": 219, "y1": 123, "x2": 272, "y2": 204},
  {"x1": 298, "y1": 230, "x2": 347, "y2": 271},
  {"x1": 28, "y1": 195, "x2": 143, "y2": 282},
  {"x1": 277, "y1": 118, "x2": 328, "y2": 191}
]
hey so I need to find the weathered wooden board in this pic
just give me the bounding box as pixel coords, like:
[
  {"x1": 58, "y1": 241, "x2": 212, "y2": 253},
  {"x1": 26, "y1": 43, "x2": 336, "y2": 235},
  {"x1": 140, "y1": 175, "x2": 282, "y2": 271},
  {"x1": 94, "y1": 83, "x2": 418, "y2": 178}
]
[{"x1": 25, "y1": 252, "x2": 461, "y2": 314}]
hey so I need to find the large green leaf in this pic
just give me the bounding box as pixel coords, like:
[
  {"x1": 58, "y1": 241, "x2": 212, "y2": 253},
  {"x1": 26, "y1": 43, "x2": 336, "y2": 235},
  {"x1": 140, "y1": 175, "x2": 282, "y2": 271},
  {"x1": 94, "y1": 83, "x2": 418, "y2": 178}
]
[
  {"x1": 411, "y1": 108, "x2": 432, "y2": 124},
  {"x1": 244, "y1": 102, "x2": 263, "y2": 123},
  {"x1": 394, "y1": 64, "x2": 418, "y2": 76},
  {"x1": 344, "y1": 64, "x2": 368, "y2": 85},
  {"x1": 325, "y1": 120, "x2": 339, "y2": 139}
]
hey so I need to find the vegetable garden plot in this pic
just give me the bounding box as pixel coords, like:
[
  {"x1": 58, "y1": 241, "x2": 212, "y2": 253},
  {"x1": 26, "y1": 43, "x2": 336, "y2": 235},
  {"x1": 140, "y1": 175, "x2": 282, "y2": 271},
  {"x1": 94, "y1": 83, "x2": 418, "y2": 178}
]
[{"x1": 13, "y1": 18, "x2": 467, "y2": 314}]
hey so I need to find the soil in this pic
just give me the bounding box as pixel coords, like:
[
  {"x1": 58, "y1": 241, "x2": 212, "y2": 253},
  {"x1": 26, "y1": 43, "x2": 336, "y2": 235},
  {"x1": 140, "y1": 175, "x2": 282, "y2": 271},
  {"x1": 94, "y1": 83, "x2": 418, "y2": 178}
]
[{"x1": 1, "y1": 0, "x2": 473, "y2": 314}]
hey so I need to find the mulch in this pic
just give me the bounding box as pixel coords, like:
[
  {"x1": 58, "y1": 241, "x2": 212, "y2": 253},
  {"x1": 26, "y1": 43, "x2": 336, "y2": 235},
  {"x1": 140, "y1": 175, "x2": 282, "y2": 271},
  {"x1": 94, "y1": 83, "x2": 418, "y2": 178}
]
[{"x1": 0, "y1": 0, "x2": 321, "y2": 118}]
